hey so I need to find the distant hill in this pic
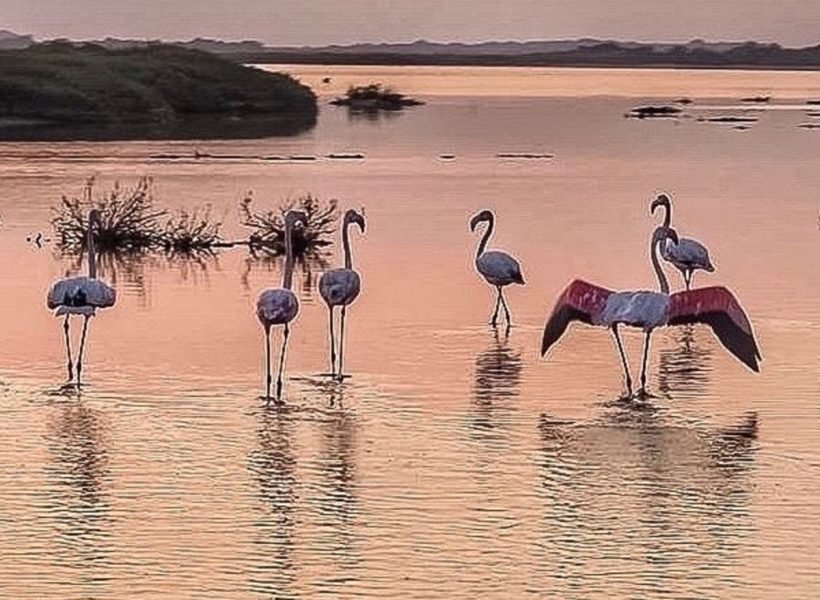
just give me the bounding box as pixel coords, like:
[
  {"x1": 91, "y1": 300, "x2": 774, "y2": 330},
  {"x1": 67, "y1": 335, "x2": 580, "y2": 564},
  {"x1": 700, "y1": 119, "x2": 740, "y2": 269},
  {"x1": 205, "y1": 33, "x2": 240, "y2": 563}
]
[
  {"x1": 4, "y1": 31, "x2": 820, "y2": 70},
  {"x1": 0, "y1": 29, "x2": 33, "y2": 50},
  {"x1": 234, "y1": 39, "x2": 820, "y2": 70},
  {"x1": 0, "y1": 43, "x2": 317, "y2": 139}
]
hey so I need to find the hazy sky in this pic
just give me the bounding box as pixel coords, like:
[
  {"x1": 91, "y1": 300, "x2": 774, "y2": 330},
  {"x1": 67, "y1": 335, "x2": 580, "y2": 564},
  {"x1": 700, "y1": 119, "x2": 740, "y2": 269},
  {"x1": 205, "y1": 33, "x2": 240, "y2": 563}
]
[{"x1": 4, "y1": 0, "x2": 820, "y2": 47}]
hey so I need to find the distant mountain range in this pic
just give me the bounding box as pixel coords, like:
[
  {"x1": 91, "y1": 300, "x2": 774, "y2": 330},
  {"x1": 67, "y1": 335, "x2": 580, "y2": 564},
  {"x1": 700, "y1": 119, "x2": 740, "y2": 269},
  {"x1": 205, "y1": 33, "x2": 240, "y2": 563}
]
[{"x1": 4, "y1": 31, "x2": 820, "y2": 69}]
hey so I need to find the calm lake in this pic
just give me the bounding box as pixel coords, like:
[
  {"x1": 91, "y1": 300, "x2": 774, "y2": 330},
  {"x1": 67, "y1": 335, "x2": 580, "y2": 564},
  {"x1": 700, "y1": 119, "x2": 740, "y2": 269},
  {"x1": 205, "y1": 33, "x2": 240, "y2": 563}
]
[{"x1": 0, "y1": 65, "x2": 818, "y2": 598}]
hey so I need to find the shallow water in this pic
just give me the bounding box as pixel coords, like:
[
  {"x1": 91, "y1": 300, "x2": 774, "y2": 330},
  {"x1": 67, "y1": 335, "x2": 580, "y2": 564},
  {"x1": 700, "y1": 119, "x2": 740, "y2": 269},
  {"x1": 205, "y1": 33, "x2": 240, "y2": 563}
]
[{"x1": 0, "y1": 66, "x2": 819, "y2": 598}]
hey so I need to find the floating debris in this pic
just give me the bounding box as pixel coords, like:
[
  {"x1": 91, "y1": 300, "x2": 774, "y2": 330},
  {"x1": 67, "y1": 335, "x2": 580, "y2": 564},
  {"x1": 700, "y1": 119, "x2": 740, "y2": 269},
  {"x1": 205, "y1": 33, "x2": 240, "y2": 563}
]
[
  {"x1": 496, "y1": 152, "x2": 554, "y2": 159},
  {"x1": 438, "y1": 154, "x2": 456, "y2": 160},
  {"x1": 674, "y1": 98, "x2": 694, "y2": 105},
  {"x1": 806, "y1": 112, "x2": 820, "y2": 118},
  {"x1": 741, "y1": 95, "x2": 771, "y2": 103},
  {"x1": 626, "y1": 105, "x2": 682, "y2": 119},
  {"x1": 288, "y1": 155, "x2": 317, "y2": 161},
  {"x1": 798, "y1": 122, "x2": 820, "y2": 129},
  {"x1": 702, "y1": 115, "x2": 759, "y2": 124},
  {"x1": 807, "y1": 100, "x2": 820, "y2": 105},
  {"x1": 327, "y1": 153, "x2": 365, "y2": 160},
  {"x1": 734, "y1": 125, "x2": 752, "y2": 131}
]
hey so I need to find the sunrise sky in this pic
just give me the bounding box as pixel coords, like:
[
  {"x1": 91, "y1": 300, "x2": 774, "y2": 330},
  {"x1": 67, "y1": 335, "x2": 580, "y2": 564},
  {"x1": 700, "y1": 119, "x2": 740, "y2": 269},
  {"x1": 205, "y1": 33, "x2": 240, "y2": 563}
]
[{"x1": 4, "y1": 0, "x2": 820, "y2": 47}]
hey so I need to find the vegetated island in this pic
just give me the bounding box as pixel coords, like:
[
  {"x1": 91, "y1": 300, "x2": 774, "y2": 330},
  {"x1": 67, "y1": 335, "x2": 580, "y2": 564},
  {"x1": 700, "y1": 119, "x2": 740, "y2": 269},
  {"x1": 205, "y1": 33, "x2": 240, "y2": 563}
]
[
  {"x1": 330, "y1": 83, "x2": 423, "y2": 112},
  {"x1": 0, "y1": 43, "x2": 318, "y2": 140}
]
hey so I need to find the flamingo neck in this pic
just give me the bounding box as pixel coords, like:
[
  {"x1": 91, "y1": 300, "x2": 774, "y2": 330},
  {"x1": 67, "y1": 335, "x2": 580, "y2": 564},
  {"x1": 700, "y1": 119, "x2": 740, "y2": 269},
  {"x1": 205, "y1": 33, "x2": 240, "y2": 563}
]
[
  {"x1": 476, "y1": 215, "x2": 493, "y2": 260},
  {"x1": 343, "y1": 219, "x2": 353, "y2": 270},
  {"x1": 651, "y1": 231, "x2": 669, "y2": 294},
  {"x1": 87, "y1": 217, "x2": 97, "y2": 279},
  {"x1": 283, "y1": 220, "x2": 295, "y2": 290}
]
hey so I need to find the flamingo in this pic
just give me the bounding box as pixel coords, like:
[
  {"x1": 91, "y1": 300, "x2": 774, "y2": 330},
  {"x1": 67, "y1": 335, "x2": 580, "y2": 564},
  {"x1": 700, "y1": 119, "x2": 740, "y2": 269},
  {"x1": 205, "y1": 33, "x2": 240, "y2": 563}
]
[
  {"x1": 541, "y1": 226, "x2": 760, "y2": 398},
  {"x1": 46, "y1": 209, "x2": 116, "y2": 387},
  {"x1": 469, "y1": 210, "x2": 525, "y2": 331},
  {"x1": 651, "y1": 193, "x2": 715, "y2": 290},
  {"x1": 256, "y1": 210, "x2": 308, "y2": 405},
  {"x1": 318, "y1": 209, "x2": 366, "y2": 381}
]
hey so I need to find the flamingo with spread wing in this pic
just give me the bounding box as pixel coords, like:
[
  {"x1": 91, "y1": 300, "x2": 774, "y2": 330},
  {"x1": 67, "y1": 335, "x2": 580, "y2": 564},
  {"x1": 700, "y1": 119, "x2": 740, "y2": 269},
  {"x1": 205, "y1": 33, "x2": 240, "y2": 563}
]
[{"x1": 541, "y1": 226, "x2": 760, "y2": 397}]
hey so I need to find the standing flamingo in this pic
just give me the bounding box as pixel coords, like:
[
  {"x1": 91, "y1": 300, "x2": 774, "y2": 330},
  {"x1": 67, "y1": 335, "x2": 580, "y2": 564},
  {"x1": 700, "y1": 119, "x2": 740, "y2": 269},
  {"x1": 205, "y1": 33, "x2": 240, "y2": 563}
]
[
  {"x1": 319, "y1": 209, "x2": 366, "y2": 381},
  {"x1": 469, "y1": 210, "x2": 525, "y2": 331},
  {"x1": 46, "y1": 209, "x2": 116, "y2": 387},
  {"x1": 256, "y1": 210, "x2": 308, "y2": 405},
  {"x1": 541, "y1": 226, "x2": 760, "y2": 397},
  {"x1": 651, "y1": 193, "x2": 714, "y2": 290}
]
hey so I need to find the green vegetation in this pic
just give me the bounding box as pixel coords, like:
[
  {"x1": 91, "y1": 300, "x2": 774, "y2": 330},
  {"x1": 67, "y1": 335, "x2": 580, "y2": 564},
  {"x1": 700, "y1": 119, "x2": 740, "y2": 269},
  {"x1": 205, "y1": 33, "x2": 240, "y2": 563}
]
[{"x1": 0, "y1": 43, "x2": 317, "y2": 133}]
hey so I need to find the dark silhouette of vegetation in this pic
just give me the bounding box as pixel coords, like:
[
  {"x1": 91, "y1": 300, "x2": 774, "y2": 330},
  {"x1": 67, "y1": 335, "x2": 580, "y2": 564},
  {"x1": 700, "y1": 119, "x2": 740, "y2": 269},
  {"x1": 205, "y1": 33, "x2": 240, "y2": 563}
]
[
  {"x1": 51, "y1": 177, "x2": 223, "y2": 254},
  {"x1": 0, "y1": 43, "x2": 317, "y2": 138},
  {"x1": 240, "y1": 193, "x2": 338, "y2": 256},
  {"x1": 330, "y1": 83, "x2": 423, "y2": 112}
]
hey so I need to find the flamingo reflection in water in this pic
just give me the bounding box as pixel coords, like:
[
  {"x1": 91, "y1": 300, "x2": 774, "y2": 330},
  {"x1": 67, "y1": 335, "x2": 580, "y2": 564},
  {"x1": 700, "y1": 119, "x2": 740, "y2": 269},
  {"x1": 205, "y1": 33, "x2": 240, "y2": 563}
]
[
  {"x1": 537, "y1": 408, "x2": 758, "y2": 596},
  {"x1": 541, "y1": 226, "x2": 761, "y2": 398},
  {"x1": 46, "y1": 210, "x2": 116, "y2": 387}
]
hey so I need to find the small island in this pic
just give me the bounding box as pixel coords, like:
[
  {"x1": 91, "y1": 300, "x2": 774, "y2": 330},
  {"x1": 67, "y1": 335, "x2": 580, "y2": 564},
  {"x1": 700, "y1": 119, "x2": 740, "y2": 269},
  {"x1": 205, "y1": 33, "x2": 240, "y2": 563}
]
[
  {"x1": 330, "y1": 83, "x2": 424, "y2": 112},
  {"x1": 0, "y1": 43, "x2": 318, "y2": 139}
]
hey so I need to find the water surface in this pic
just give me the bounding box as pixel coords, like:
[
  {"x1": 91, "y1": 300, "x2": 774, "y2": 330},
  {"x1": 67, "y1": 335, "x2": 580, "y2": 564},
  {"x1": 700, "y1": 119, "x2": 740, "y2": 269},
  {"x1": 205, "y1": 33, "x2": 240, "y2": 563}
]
[{"x1": 0, "y1": 66, "x2": 818, "y2": 598}]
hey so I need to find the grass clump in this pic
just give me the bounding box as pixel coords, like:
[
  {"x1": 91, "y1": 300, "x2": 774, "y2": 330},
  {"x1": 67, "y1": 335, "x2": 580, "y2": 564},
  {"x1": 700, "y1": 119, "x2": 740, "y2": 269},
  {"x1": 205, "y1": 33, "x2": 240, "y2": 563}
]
[{"x1": 240, "y1": 193, "x2": 337, "y2": 256}]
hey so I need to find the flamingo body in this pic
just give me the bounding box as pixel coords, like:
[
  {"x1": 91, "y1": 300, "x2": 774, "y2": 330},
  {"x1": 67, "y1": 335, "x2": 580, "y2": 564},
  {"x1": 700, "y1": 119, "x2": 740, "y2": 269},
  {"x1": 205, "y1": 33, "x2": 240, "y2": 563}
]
[
  {"x1": 662, "y1": 237, "x2": 714, "y2": 276},
  {"x1": 48, "y1": 276, "x2": 116, "y2": 316},
  {"x1": 256, "y1": 289, "x2": 299, "y2": 326},
  {"x1": 601, "y1": 291, "x2": 670, "y2": 330},
  {"x1": 319, "y1": 268, "x2": 361, "y2": 307},
  {"x1": 476, "y1": 251, "x2": 525, "y2": 287}
]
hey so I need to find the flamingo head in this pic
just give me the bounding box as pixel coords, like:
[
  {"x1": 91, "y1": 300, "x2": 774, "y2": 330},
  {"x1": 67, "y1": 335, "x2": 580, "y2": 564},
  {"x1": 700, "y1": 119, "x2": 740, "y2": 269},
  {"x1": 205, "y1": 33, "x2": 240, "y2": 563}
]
[
  {"x1": 344, "y1": 208, "x2": 366, "y2": 233},
  {"x1": 469, "y1": 209, "x2": 493, "y2": 232},
  {"x1": 653, "y1": 225, "x2": 679, "y2": 247},
  {"x1": 284, "y1": 210, "x2": 308, "y2": 230},
  {"x1": 650, "y1": 193, "x2": 671, "y2": 215},
  {"x1": 88, "y1": 209, "x2": 103, "y2": 229}
]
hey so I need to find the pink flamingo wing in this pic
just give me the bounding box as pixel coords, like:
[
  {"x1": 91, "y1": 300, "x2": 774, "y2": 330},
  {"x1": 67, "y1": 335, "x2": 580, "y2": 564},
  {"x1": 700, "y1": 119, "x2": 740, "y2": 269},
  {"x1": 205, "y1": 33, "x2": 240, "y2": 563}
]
[
  {"x1": 668, "y1": 286, "x2": 762, "y2": 371},
  {"x1": 541, "y1": 279, "x2": 614, "y2": 356}
]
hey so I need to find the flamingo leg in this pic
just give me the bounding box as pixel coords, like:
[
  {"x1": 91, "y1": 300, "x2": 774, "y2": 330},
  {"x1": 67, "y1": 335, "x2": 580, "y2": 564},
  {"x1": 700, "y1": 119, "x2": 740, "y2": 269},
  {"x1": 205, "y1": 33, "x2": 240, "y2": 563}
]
[
  {"x1": 275, "y1": 324, "x2": 290, "y2": 404},
  {"x1": 687, "y1": 270, "x2": 695, "y2": 290},
  {"x1": 63, "y1": 315, "x2": 74, "y2": 382},
  {"x1": 639, "y1": 330, "x2": 652, "y2": 396},
  {"x1": 338, "y1": 305, "x2": 347, "y2": 381},
  {"x1": 75, "y1": 315, "x2": 90, "y2": 388},
  {"x1": 328, "y1": 307, "x2": 336, "y2": 377},
  {"x1": 490, "y1": 288, "x2": 502, "y2": 327},
  {"x1": 264, "y1": 325, "x2": 272, "y2": 404},
  {"x1": 684, "y1": 269, "x2": 692, "y2": 291},
  {"x1": 499, "y1": 288, "x2": 512, "y2": 331},
  {"x1": 611, "y1": 324, "x2": 632, "y2": 397}
]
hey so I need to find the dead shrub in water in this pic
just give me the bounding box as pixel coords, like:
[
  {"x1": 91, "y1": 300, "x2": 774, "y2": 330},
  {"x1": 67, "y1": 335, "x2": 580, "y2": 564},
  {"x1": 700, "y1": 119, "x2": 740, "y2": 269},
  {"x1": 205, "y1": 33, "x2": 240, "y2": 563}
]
[
  {"x1": 159, "y1": 205, "x2": 224, "y2": 254},
  {"x1": 240, "y1": 192, "x2": 337, "y2": 256},
  {"x1": 51, "y1": 176, "x2": 165, "y2": 252}
]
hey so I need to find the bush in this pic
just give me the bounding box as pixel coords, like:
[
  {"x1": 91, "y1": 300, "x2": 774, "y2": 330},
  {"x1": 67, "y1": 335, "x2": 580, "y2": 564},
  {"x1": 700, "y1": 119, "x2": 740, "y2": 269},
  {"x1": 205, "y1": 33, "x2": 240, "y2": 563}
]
[
  {"x1": 240, "y1": 193, "x2": 337, "y2": 256},
  {"x1": 51, "y1": 176, "x2": 164, "y2": 251}
]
